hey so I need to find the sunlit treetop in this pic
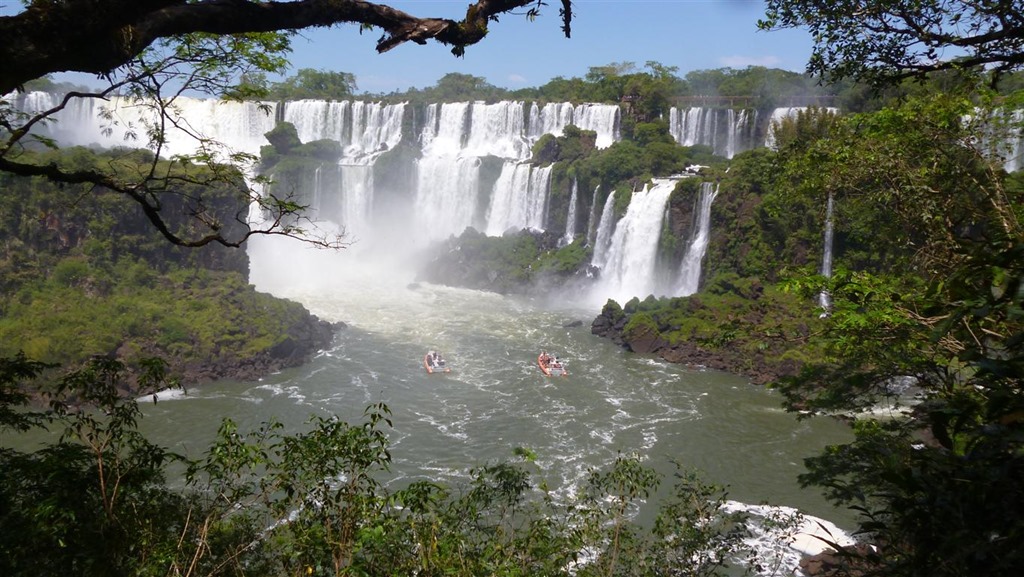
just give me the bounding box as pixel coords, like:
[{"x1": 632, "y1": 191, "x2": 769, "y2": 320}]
[{"x1": 759, "y1": 0, "x2": 1024, "y2": 85}]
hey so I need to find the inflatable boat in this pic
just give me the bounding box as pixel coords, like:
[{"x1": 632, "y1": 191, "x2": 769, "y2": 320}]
[
  {"x1": 424, "y1": 351, "x2": 450, "y2": 374},
  {"x1": 538, "y1": 353, "x2": 567, "y2": 376}
]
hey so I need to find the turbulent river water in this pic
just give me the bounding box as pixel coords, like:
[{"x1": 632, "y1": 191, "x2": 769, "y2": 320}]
[{"x1": 137, "y1": 236, "x2": 855, "y2": 553}]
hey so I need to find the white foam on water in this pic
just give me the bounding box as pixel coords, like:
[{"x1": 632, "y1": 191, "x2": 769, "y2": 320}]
[
  {"x1": 723, "y1": 501, "x2": 856, "y2": 576},
  {"x1": 137, "y1": 387, "x2": 189, "y2": 403}
]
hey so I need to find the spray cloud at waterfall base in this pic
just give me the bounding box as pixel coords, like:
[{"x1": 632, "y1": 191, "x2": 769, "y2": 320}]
[{"x1": 8, "y1": 93, "x2": 753, "y2": 306}]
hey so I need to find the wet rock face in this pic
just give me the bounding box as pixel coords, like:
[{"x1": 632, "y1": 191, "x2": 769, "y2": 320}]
[
  {"x1": 590, "y1": 303, "x2": 627, "y2": 344},
  {"x1": 799, "y1": 544, "x2": 879, "y2": 577},
  {"x1": 623, "y1": 323, "x2": 666, "y2": 354},
  {"x1": 179, "y1": 318, "x2": 341, "y2": 386}
]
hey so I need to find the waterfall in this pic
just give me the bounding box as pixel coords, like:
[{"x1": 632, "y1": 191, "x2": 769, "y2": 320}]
[
  {"x1": 677, "y1": 182, "x2": 719, "y2": 296},
  {"x1": 413, "y1": 101, "x2": 616, "y2": 239},
  {"x1": 591, "y1": 191, "x2": 617, "y2": 270},
  {"x1": 282, "y1": 100, "x2": 350, "y2": 145},
  {"x1": 976, "y1": 108, "x2": 1024, "y2": 173},
  {"x1": 1007, "y1": 110, "x2": 1024, "y2": 172},
  {"x1": 312, "y1": 165, "x2": 323, "y2": 220},
  {"x1": 7, "y1": 95, "x2": 618, "y2": 242},
  {"x1": 279, "y1": 100, "x2": 405, "y2": 237},
  {"x1": 338, "y1": 163, "x2": 375, "y2": 237},
  {"x1": 563, "y1": 178, "x2": 579, "y2": 245},
  {"x1": 11, "y1": 93, "x2": 675, "y2": 287},
  {"x1": 280, "y1": 99, "x2": 405, "y2": 159},
  {"x1": 764, "y1": 107, "x2": 798, "y2": 150},
  {"x1": 8, "y1": 92, "x2": 278, "y2": 158},
  {"x1": 586, "y1": 185, "x2": 600, "y2": 247},
  {"x1": 463, "y1": 101, "x2": 531, "y2": 159},
  {"x1": 668, "y1": 107, "x2": 757, "y2": 159},
  {"x1": 724, "y1": 109, "x2": 758, "y2": 159},
  {"x1": 414, "y1": 102, "x2": 480, "y2": 239},
  {"x1": 485, "y1": 163, "x2": 553, "y2": 235},
  {"x1": 670, "y1": 107, "x2": 716, "y2": 148},
  {"x1": 527, "y1": 102, "x2": 620, "y2": 148},
  {"x1": 819, "y1": 192, "x2": 835, "y2": 310},
  {"x1": 420, "y1": 102, "x2": 470, "y2": 154},
  {"x1": 572, "y1": 104, "x2": 621, "y2": 148},
  {"x1": 598, "y1": 179, "x2": 677, "y2": 303},
  {"x1": 414, "y1": 156, "x2": 482, "y2": 240}
]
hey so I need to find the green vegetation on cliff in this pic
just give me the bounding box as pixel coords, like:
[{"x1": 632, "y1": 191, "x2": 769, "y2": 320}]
[
  {"x1": 0, "y1": 146, "x2": 333, "y2": 387},
  {"x1": 601, "y1": 85, "x2": 1024, "y2": 575},
  {"x1": 592, "y1": 274, "x2": 821, "y2": 384}
]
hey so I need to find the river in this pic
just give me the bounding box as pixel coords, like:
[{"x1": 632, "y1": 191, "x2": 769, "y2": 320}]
[{"x1": 138, "y1": 236, "x2": 855, "y2": 549}]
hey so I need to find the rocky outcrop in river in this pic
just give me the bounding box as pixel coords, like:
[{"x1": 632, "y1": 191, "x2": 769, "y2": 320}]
[
  {"x1": 590, "y1": 282, "x2": 815, "y2": 385},
  {"x1": 178, "y1": 315, "x2": 342, "y2": 384}
]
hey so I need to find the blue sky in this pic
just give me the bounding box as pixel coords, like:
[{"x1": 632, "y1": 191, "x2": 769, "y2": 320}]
[
  {"x1": 4, "y1": 0, "x2": 817, "y2": 94},
  {"x1": 291, "y1": 0, "x2": 816, "y2": 93}
]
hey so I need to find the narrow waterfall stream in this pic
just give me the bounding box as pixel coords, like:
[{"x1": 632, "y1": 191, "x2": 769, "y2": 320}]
[
  {"x1": 677, "y1": 182, "x2": 720, "y2": 296},
  {"x1": 819, "y1": 192, "x2": 835, "y2": 310},
  {"x1": 563, "y1": 177, "x2": 579, "y2": 244}
]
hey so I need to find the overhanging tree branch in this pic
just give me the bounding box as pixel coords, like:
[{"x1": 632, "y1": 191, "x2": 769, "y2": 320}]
[
  {"x1": 0, "y1": 0, "x2": 571, "y2": 95},
  {"x1": 0, "y1": 153, "x2": 337, "y2": 249},
  {"x1": 760, "y1": 0, "x2": 1024, "y2": 84}
]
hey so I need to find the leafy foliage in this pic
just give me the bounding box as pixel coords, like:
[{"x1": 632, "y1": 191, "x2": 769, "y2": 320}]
[
  {"x1": 760, "y1": 0, "x2": 1024, "y2": 85},
  {"x1": 0, "y1": 364, "x2": 784, "y2": 577},
  {"x1": 766, "y1": 85, "x2": 1024, "y2": 575}
]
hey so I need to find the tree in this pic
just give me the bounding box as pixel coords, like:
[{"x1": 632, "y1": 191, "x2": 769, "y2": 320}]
[
  {"x1": 267, "y1": 68, "x2": 358, "y2": 101},
  {"x1": 423, "y1": 72, "x2": 505, "y2": 102},
  {"x1": 756, "y1": 5, "x2": 1024, "y2": 573},
  {"x1": 760, "y1": 0, "x2": 1024, "y2": 84},
  {"x1": 771, "y1": 87, "x2": 1024, "y2": 576},
  {"x1": 0, "y1": 1, "x2": 573, "y2": 249}
]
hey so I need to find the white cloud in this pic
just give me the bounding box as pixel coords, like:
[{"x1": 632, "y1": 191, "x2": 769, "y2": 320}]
[{"x1": 718, "y1": 55, "x2": 783, "y2": 68}]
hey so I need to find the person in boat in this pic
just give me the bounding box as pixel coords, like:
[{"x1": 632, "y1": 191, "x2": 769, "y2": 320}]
[
  {"x1": 435, "y1": 352, "x2": 445, "y2": 368},
  {"x1": 550, "y1": 356, "x2": 562, "y2": 370},
  {"x1": 539, "y1": 351, "x2": 551, "y2": 368}
]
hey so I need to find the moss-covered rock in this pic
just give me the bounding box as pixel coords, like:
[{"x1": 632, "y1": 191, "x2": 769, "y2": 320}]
[{"x1": 416, "y1": 228, "x2": 596, "y2": 295}]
